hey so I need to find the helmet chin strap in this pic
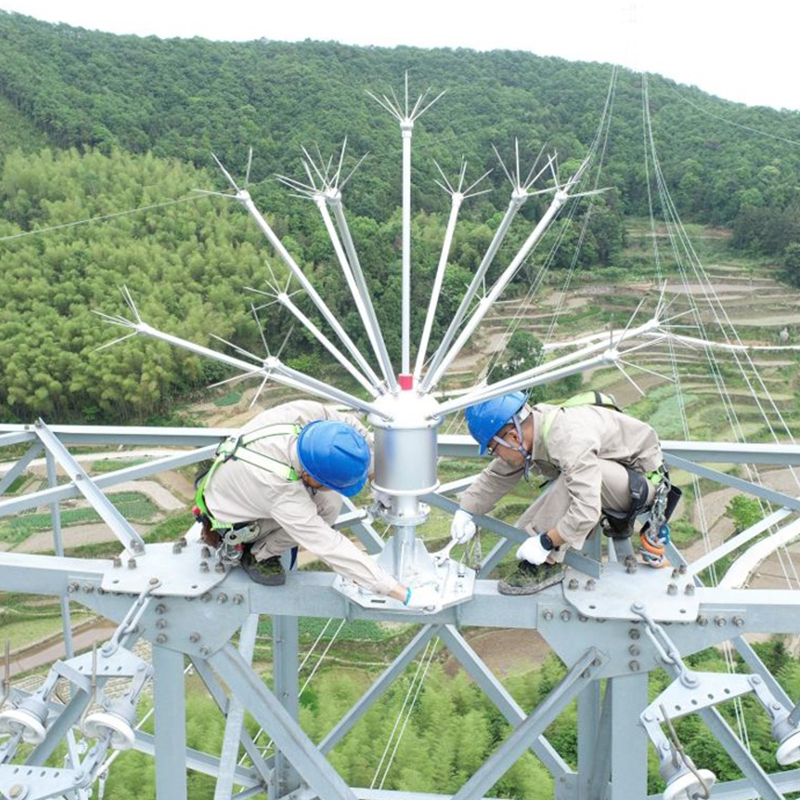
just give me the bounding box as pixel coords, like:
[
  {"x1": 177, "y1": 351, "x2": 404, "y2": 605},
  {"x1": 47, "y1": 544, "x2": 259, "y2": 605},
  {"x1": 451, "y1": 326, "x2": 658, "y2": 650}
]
[
  {"x1": 511, "y1": 413, "x2": 533, "y2": 481},
  {"x1": 490, "y1": 412, "x2": 532, "y2": 480}
]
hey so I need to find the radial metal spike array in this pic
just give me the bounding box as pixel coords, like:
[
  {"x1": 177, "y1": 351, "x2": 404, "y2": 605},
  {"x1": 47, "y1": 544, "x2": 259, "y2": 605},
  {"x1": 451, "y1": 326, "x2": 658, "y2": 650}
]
[{"x1": 3, "y1": 77, "x2": 800, "y2": 800}]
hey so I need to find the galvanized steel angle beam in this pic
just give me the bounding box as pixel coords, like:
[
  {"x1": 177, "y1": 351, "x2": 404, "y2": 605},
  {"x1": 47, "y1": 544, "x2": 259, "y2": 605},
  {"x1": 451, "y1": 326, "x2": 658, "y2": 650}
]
[
  {"x1": 152, "y1": 645, "x2": 188, "y2": 800},
  {"x1": 0, "y1": 423, "x2": 234, "y2": 447},
  {"x1": 0, "y1": 429, "x2": 38, "y2": 448},
  {"x1": 319, "y1": 624, "x2": 440, "y2": 755},
  {"x1": 209, "y1": 644, "x2": 358, "y2": 800},
  {"x1": 29, "y1": 419, "x2": 145, "y2": 554},
  {"x1": 666, "y1": 454, "x2": 800, "y2": 514},
  {"x1": 0, "y1": 442, "x2": 43, "y2": 496},
  {"x1": 0, "y1": 763, "x2": 91, "y2": 799},
  {"x1": 0, "y1": 552, "x2": 108, "y2": 596},
  {"x1": 347, "y1": 792, "x2": 519, "y2": 800},
  {"x1": 189, "y1": 657, "x2": 272, "y2": 786},
  {"x1": 438, "y1": 626, "x2": 569, "y2": 778},
  {"x1": 130, "y1": 730, "x2": 262, "y2": 790},
  {"x1": 436, "y1": 436, "x2": 800, "y2": 465},
  {"x1": 608, "y1": 673, "x2": 649, "y2": 800},
  {"x1": 699, "y1": 706, "x2": 787, "y2": 800},
  {"x1": 273, "y1": 614, "x2": 302, "y2": 797},
  {"x1": 690, "y1": 768, "x2": 800, "y2": 800},
  {"x1": 425, "y1": 491, "x2": 602, "y2": 579},
  {"x1": 0, "y1": 444, "x2": 216, "y2": 520},
  {"x1": 449, "y1": 647, "x2": 607, "y2": 800},
  {"x1": 582, "y1": 680, "x2": 613, "y2": 800},
  {"x1": 215, "y1": 615, "x2": 260, "y2": 800}
]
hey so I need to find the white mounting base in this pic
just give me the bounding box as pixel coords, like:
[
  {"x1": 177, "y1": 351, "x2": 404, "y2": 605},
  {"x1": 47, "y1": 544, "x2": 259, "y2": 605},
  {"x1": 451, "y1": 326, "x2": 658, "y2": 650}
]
[
  {"x1": 777, "y1": 729, "x2": 800, "y2": 765},
  {"x1": 0, "y1": 707, "x2": 46, "y2": 744},
  {"x1": 83, "y1": 711, "x2": 136, "y2": 750},
  {"x1": 333, "y1": 555, "x2": 475, "y2": 612},
  {"x1": 663, "y1": 768, "x2": 716, "y2": 800}
]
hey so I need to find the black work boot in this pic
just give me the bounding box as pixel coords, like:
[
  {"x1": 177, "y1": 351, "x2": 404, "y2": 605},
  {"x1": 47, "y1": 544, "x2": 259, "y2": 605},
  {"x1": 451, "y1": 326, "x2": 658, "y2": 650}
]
[
  {"x1": 498, "y1": 561, "x2": 564, "y2": 595},
  {"x1": 241, "y1": 549, "x2": 286, "y2": 586}
]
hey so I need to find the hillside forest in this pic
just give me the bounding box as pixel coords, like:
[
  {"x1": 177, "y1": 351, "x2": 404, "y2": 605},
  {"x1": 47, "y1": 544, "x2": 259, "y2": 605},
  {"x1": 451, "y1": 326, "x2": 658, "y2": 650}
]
[{"x1": 1, "y1": 10, "x2": 800, "y2": 424}]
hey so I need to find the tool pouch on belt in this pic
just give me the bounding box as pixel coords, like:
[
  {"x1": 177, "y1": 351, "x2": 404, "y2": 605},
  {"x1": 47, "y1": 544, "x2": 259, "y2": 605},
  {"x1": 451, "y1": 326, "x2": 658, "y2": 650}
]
[{"x1": 602, "y1": 467, "x2": 650, "y2": 539}]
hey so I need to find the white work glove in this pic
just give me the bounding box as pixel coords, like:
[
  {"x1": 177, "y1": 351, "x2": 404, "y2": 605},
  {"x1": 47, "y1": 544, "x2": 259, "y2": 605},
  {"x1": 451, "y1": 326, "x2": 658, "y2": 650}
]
[
  {"x1": 372, "y1": 489, "x2": 392, "y2": 510},
  {"x1": 516, "y1": 533, "x2": 550, "y2": 565},
  {"x1": 405, "y1": 584, "x2": 442, "y2": 613},
  {"x1": 450, "y1": 508, "x2": 477, "y2": 544}
]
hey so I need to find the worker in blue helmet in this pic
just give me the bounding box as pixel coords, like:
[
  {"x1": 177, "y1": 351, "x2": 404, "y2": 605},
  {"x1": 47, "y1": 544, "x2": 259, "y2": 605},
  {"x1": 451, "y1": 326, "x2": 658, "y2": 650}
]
[
  {"x1": 195, "y1": 399, "x2": 432, "y2": 607},
  {"x1": 454, "y1": 390, "x2": 674, "y2": 594}
]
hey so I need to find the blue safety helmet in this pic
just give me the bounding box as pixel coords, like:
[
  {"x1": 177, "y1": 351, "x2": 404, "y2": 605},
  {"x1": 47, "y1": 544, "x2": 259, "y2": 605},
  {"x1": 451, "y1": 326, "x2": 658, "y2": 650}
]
[
  {"x1": 296, "y1": 420, "x2": 370, "y2": 497},
  {"x1": 465, "y1": 392, "x2": 527, "y2": 455}
]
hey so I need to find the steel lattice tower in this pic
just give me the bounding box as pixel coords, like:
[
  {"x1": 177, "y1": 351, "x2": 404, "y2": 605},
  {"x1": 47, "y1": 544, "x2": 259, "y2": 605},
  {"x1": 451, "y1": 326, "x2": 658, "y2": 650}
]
[{"x1": 2, "y1": 77, "x2": 800, "y2": 800}]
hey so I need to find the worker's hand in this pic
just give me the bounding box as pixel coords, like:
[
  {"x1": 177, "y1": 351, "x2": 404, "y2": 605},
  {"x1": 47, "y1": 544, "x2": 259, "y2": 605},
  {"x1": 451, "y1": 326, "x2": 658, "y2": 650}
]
[
  {"x1": 405, "y1": 584, "x2": 442, "y2": 613},
  {"x1": 372, "y1": 489, "x2": 392, "y2": 510},
  {"x1": 450, "y1": 508, "x2": 477, "y2": 544},
  {"x1": 516, "y1": 533, "x2": 550, "y2": 565}
]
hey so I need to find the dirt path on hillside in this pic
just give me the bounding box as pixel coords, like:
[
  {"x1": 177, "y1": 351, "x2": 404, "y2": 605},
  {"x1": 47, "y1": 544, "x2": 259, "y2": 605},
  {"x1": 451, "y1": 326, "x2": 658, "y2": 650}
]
[
  {"x1": 9, "y1": 522, "x2": 152, "y2": 554},
  {"x1": 10, "y1": 621, "x2": 118, "y2": 678}
]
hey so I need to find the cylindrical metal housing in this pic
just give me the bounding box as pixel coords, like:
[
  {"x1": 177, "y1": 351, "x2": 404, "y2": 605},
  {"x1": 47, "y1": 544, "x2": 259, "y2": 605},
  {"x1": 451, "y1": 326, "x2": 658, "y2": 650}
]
[{"x1": 369, "y1": 391, "x2": 441, "y2": 495}]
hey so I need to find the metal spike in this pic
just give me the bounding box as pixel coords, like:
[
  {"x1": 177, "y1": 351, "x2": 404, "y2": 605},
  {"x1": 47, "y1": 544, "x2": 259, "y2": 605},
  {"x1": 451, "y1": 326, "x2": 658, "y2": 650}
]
[
  {"x1": 208, "y1": 372, "x2": 253, "y2": 390},
  {"x1": 339, "y1": 151, "x2": 370, "y2": 191},
  {"x1": 208, "y1": 334, "x2": 262, "y2": 363},
  {"x1": 250, "y1": 303, "x2": 272, "y2": 357},
  {"x1": 249, "y1": 376, "x2": 271, "y2": 409},
  {"x1": 615, "y1": 363, "x2": 646, "y2": 396},
  {"x1": 211, "y1": 153, "x2": 241, "y2": 193},
  {"x1": 492, "y1": 144, "x2": 515, "y2": 187},
  {"x1": 275, "y1": 324, "x2": 295, "y2": 361},
  {"x1": 463, "y1": 168, "x2": 494, "y2": 197},
  {"x1": 244, "y1": 147, "x2": 254, "y2": 189},
  {"x1": 333, "y1": 137, "x2": 348, "y2": 187},
  {"x1": 93, "y1": 332, "x2": 139, "y2": 353},
  {"x1": 618, "y1": 358, "x2": 675, "y2": 384}
]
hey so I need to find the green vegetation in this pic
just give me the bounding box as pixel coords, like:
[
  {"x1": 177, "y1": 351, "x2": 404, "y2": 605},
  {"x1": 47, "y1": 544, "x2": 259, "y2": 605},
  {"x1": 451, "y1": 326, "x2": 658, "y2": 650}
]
[
  {"x1": 57, "y1": 509, "x2": 197, "y2": 559},
  {"x1": 89, "y1": 457, "x2": 151, "y2": 473},
  {"x1": 727, "y1": 495, "x2": 764, "y2": 533},
  {"x1": 213, "y1": 391, "x2": 242, "y2": 407},
  {"x1": 0, "y1": 491, "x2": 158, "y2": 544},
  {"x1": 0, "y1": 13, "x2": 799, "y2": 424}
]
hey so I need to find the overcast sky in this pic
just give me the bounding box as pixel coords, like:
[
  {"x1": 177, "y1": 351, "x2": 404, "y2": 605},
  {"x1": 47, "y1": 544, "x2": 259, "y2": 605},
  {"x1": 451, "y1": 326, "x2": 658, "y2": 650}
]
[{"x1": 2, "y1": 0, "x2": 799, "y2": 112}]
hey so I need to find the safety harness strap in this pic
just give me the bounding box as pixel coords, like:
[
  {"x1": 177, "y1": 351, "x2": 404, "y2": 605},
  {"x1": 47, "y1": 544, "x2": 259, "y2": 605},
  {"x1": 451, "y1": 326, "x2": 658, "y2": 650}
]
[
  {"x1": 195, "y1": 422, "x2": 301, "y2": 530},
  {"x1": 540, "y1": 390, "x2": 622, "y2": 453}
]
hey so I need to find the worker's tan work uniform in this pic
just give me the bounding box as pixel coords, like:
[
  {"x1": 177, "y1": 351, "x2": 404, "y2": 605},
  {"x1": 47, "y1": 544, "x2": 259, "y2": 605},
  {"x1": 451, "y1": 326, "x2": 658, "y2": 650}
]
[
  {"x1": 203, "y1": 400, "x2": 398, "y2": 595},
  {"x1": 459, "y1": 404, "x2": 663, "y2": 556}
]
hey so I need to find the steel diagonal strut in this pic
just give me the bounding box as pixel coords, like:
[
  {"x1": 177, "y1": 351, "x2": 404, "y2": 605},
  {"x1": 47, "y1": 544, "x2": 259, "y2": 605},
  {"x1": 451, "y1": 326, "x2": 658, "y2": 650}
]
[
  {"x1": 450, "y1": 647, "x2": 607, "y2": 800},
  {"x1": 214, "y1": 614, "x2": 260, "y2": 800},
  {"x1": 0, "y1": 444, "x2": 218, "y2": 520},
  {"x1": 0, "y1": 441, "x2": 42, "y2": 495},
  {"x1": 209, "y1": 644, "x2": 359, "y2": 800},
  {"x1": 30, "y1": 418, "x2": 146, "y2": 553},
  {"x1": 319, "y1": 625, "x2": 441, "y2": 756},
  {"x1": 438, "y1": 626, "x2": 569, "y2": 777}
]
